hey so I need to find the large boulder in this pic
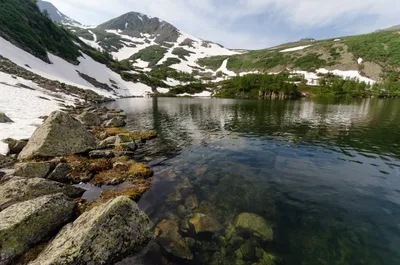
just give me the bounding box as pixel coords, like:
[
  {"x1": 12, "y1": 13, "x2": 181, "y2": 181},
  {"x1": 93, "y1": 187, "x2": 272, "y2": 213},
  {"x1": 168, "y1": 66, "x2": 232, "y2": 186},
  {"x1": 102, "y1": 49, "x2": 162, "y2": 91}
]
[
  {"x1": 0, "y1": 112, "x2": 13, "y2": 123},
  {"x1": 14, "y1": 162, "x2": 52, "y2": 179},
  {"x1": 18, "y1": 111, "x2": 98, "y2": 160},
  {"x1": 0, "y1": 193, "x2": 75, "y2": 264},
  {"x1": 234, "y1": 213, "x2": 273, "y2": 241},
  {"x1": 30, "y1": 196, "x2": 152, "y2": 265},
  {"x1": 46, "y1": 163, "x2": 72, "y2": 183},
  {"x1": 77, "y1": 111, "x2": 101, "y2": 126},
  {"x1": 154, "y1": 220, "x2": 193, "y2": 260},
  {"x1": 0, "y1": 177, "x2": 84, "y2": 210}
]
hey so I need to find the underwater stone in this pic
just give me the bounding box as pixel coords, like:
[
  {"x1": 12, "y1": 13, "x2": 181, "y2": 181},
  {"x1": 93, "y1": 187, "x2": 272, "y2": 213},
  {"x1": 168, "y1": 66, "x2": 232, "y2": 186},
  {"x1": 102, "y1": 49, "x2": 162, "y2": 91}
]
[{"x1": 235, "y1": 213, "x2": 273, "y2": 241}]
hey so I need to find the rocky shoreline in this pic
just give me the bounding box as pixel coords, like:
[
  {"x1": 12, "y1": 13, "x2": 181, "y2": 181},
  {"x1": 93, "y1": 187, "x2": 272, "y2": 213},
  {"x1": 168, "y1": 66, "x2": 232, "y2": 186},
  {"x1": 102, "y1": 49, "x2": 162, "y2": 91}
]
[{"x1": 0, "y1": 103, "x2": 157, "y2": 265}]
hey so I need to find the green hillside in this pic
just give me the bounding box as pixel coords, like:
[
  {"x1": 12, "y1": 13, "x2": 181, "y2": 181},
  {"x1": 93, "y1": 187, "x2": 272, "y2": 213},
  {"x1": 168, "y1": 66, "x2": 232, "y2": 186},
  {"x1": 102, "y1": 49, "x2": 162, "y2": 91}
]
[
  {"x1": 0, "y1": 0, "x2": 81, "y2": 63},
  {"x1": 199, "y1": 31, "x2": 400, "y2": 82}
]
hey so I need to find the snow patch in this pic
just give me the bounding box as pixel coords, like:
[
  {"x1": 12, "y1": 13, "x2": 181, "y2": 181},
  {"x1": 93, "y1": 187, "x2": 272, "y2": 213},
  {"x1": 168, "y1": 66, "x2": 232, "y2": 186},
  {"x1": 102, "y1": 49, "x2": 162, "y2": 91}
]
[
  {"x1": 0, "y1": 72, "x2": 77, "y2": 154},
  {"x1": 216, "y1": 59, "x2": 237, "y2": 77},
  {"x1": 280, "y1": 45, "x2": 312, "y2": 53},
  {"x1": 358, "y1": 57, "x2": 363, "y2": 65}
]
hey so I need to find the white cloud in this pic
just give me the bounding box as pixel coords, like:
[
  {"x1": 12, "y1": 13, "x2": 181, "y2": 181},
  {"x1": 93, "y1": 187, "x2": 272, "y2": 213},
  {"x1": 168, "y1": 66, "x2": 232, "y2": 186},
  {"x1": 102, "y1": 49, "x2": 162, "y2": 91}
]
[{"x1": 45, "y1": 0, "x2": 400, "y2": 49}]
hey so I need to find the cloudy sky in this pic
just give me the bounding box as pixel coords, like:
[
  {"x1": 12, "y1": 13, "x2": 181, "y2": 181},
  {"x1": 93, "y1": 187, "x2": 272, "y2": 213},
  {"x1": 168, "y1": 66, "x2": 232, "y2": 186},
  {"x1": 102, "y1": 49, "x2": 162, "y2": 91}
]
[{"x1": 46, "y1": 0, "x2": 399, "y2": 49}]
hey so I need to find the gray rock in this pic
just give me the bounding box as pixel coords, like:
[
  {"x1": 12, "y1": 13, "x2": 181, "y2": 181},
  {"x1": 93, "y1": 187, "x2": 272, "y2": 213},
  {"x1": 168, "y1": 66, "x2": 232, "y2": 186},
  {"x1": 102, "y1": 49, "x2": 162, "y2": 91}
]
[
  {"x1": 115, "y1": 134, "x2": 132, "y2": 144},
  {"x1": 0, "y1": 112, "x2": 13, "y2": 123},
  {"x1": 0, "y1": 155, "x2": 16, "y2": 169},
  {"x1": 30, "y1": 196, "x2": 152, "y2": 265},
  {"x1": 104, "y1": 116, "x2": 126, "y2": 128},
  {"x1": 0, "y1": 193, "x2": 75, "y2": 264},
  {"x1": 47, "y1": 163, "x2": 72, "y2": 183},
  {"x1": 89, "y1": 150, "x2": 115, "y2": 159},
  {"x1": 2, "y1": 139, "x2": 28, "y2": 155},
  {"x1": 98, "y1": 136, "x2": 117, "y2": 149},
  {"x1": 77, "y1": 111, "x2": 101, "y2": 126},
  {"x1": 0, "y1": 177, "x2": 84, "y2": 210},
  {"x1": 14, "y1": 162, "x2": 52, "y2": 178},
  {"x1": 18, "y1": 111, "x2": 98, "y2": 160}
]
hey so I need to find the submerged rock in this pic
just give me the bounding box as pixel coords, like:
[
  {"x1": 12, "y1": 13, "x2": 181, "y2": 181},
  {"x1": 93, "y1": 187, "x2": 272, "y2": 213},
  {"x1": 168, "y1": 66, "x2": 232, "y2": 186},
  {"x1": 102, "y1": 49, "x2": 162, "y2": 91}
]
[
  {"x1": 14, "y1": 162, "x2": 52, "y2": 179},
  {"x1": 30, "y1": 196, "x2": 152, "y2": 265},
  {"x1": 18, "y1": 111, "x2": 98, "y2": 160},
  {"x1": 234, "y1": 213, "x2": 273, "y2": 241},
  {"x1": 189, "y1": 213, "x2": 222, "y2": 234},
  {"x1": 0, "y1": 112, "x2": 13, "y2": 123},
  {"x1": 0, "y1": 177, "x2": 84, "y2": 210},
  {"x1": 154, "y1": 220, "x2": 193, "y2": 260},
  {"x1": 0, "y1": 193, "x2": 75, "y2": 264}
]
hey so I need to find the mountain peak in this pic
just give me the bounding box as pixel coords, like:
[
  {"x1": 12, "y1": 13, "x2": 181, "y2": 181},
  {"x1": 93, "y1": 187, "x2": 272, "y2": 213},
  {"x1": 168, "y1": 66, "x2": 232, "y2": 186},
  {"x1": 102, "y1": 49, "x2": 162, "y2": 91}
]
[
  {"x1": 36, "y1": 0, "x2": 81, "y2": 26},
  {"x1": 96, "y1": 11, "x2": 180, "y2": 44}
]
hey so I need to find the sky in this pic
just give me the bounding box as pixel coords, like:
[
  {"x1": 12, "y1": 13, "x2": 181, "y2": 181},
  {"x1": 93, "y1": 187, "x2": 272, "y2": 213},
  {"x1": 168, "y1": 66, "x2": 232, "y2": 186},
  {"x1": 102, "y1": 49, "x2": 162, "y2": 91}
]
[{"x1": 45, "y1": 0, "x2": 400, "y2": 50}]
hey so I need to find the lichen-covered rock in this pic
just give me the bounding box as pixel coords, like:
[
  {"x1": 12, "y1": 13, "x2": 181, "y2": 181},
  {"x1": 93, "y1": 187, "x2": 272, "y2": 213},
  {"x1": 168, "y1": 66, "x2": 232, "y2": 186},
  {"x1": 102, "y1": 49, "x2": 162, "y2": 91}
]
[
  {"x1": 77, "y1": 111, "x2": 101, "y2": 126},
  {"x1": 0, "y1": 177, "x2": 84, "y2": 210},
  {"x1": 89, "y1": 150, "x2": 115, "y2": 159},
  {"x1": 0, "y1": 155, "x2": 16, "y2": 169},
  {"x1": 154, "y1": 220, "x2": 193, "y2": 260},
  {"x1": 30, "y1": 196, "x2": 152, "y2": 265},
  {"x1": 234, "y1": 213, "x2": 273, "y2": 241},
  {"x1": 0, "y1": 193, "x2": 75, "y2": 265},
  {"x1": 189, "y1": 213, "x2": 222, "y2": 234},
  {"x1": 0, "y1": 112, "x2": 13, "y2": 123},
  {"x1": 14, "y1": 162, "x2": 52, "y2": 179},
  {"x1": 18, "y1": 111, "x2": 98, "y2": 160},
  {"x1": 46, "y1": 163, "x2": 72, "y2": 183}
]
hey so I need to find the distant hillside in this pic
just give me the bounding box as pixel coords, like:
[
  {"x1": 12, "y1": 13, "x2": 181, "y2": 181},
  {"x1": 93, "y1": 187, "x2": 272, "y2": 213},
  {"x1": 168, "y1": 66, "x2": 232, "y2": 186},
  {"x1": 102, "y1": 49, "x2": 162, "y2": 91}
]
[
  {"x1": 199, "y1": 30, "x2": 400, "y2": 82},
  {"x1": 37, "y1": 0, "x2": 81, "y2": 26}
]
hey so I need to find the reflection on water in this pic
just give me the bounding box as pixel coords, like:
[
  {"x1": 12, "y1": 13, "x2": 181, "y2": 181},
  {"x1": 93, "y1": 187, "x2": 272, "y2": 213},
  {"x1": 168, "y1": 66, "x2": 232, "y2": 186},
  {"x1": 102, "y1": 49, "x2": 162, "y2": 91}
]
[{"x1": 108, "y1": 98, "x2": 400, "y2": 265}]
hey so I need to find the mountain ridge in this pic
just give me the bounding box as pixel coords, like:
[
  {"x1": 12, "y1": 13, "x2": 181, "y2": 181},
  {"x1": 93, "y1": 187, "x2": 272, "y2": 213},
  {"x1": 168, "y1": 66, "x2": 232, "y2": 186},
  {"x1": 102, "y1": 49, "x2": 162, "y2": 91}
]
[{"x1": 37, "y1": 0, "x2": 82, "y2": 26}]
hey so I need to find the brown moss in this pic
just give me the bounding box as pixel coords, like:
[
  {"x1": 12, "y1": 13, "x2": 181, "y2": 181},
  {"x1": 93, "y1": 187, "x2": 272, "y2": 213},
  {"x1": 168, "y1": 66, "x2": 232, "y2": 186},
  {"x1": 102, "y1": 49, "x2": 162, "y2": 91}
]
[
  {"x1": 78, "y1": 182, "x2": 151, "y2": 213},
  {"x1": 63, "y1": 155, "x2": 113, "y2": 183},
  {"x1": 90, "y1": 161, "x2": 153, "y2": 186},
  {"x1": 92, "y1": 127, "x2": 158, "y2": 141},
  {"x1": 129, "y1": 130, "x2": 158, "y2": 141}
]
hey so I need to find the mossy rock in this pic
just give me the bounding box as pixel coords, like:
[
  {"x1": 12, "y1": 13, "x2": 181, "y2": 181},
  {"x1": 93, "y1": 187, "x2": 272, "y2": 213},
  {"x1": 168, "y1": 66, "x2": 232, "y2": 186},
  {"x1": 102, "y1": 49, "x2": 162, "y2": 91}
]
[
  {"x1": 30, "y1": 197, "x2": 152, "y2": 265},
  {"x1": 0, "y1": 193, "x2": 75, "y2": 264},
  {"x1": 90, "y1": 161, "x2": 153, "y2": 186}
]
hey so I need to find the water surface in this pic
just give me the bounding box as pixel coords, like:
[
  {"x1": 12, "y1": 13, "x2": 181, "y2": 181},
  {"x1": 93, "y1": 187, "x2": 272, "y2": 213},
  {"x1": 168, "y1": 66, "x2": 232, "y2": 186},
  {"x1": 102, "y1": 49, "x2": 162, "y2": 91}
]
[{"x1": 108, "y1": 97, "x2": 400, "y2": 265}]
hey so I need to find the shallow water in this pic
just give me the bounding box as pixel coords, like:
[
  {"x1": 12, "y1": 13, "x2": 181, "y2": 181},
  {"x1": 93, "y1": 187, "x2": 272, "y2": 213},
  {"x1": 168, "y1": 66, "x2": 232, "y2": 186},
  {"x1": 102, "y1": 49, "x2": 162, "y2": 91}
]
[{"x1": 107, "y1": 97, "x2": 400, "y2": 265}]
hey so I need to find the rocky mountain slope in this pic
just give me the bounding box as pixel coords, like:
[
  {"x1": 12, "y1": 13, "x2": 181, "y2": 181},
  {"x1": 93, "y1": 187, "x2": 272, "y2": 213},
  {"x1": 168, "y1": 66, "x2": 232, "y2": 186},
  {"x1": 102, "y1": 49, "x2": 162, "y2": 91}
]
[
  {"x1": 36, "y1": 0, "x2": 82, "y2": 26},
  {"x1": 63, "y1": 12, "x2": 238, "y2": 75}
]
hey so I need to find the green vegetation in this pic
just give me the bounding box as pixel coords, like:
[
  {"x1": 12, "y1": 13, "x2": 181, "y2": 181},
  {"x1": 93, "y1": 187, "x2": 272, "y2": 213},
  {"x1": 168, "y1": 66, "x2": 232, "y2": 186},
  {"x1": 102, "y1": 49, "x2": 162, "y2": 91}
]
[
  {"x1": 166, "y1": 82, "x2": 208, "y2": 96},
  {"x1": 172, "y1": 47, "x2": 194, "y2": 60},
  {"x1": 345, "y1": 31, "x2": 400, "y2": 66},
  {"x1": 0, "y1": 0, "x2": 80, "y2": 63},
  {"x1": 215, "y1": 73, "x2": 300, "y2": 99},
  {"x1": 149, "y1": 66, "x2": 196, "y2": 83},
  {"x1": 130, "y1": 45, "x2": 167, "y2": 67}
]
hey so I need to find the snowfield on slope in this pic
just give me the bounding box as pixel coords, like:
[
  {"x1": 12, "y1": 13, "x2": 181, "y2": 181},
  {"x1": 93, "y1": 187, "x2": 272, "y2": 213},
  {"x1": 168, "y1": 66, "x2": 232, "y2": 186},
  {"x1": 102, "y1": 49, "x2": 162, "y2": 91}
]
[
  {"x1": 0, "y1": 37, "x2": 153, "y2": 97},
  {"x1": 279, "y1": 45, "x2": 312, "y2": 52},
  {"x1": 0, "y1": 72, "x2": 78, "y2": 155}
]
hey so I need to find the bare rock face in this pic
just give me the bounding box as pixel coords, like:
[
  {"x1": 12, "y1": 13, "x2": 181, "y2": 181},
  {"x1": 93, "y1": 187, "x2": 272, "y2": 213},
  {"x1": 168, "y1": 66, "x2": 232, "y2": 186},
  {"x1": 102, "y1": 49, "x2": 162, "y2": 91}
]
[
  {"x1": 18, "y1": 111, "x2": 98, "y2": 160},
  {"x1": 0, "y1": 177, "x2": 84, "y2": 210},
  {"x1": 14, "y1": 162, "x2": 52, "y2": 179},
  {"x1": 30, "y1": 196, "x2": 152, "y2": 265},
  {"x1": 0, "y1": 193, "x2": 75, "y2": 265}
]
